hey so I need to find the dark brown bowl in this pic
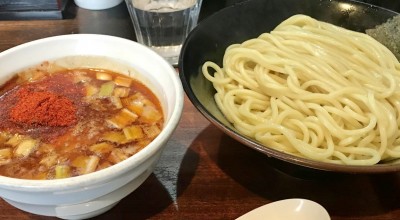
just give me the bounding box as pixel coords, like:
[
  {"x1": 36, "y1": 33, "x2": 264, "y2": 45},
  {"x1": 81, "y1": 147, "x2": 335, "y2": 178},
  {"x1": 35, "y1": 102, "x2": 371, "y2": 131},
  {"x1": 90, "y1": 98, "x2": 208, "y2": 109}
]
[{"x1": 178, "y1": 0, "x2": 400, "y2": 173}]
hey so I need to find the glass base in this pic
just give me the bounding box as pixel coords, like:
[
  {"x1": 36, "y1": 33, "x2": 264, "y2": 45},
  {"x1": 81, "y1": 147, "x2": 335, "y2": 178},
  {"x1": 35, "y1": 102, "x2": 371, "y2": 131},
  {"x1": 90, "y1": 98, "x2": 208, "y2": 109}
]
[
  {"x1": 163, "y1": 56, "x2": 179, "y2": 67},
  {"x1": 150, "y1": 45, "x2": 181, "y2": 67}
]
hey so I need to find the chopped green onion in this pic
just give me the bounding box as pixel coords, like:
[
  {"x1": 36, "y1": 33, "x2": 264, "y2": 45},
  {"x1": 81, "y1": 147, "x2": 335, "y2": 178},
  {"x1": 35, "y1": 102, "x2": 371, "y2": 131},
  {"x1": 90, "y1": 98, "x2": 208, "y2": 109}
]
[
  {"x1": 143, "y1": 125, "x2": 161, "y2": 139},
  {"x1": 55, "y1": 165, "x2": 71, "y2": 179},
  {"x1": 123, "y1": 125, "x2": 144, "y2": 140},
  {"x1": 98, "y1": 81, "x2": 115, "y2": 97}
]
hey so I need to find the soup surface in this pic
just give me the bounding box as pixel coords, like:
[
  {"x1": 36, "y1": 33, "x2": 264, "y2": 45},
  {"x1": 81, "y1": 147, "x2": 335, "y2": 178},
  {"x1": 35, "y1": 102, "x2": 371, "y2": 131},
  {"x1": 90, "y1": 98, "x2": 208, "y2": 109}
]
[{"x1": 0, "y1": 61, "x2": 163, "y2": 180}]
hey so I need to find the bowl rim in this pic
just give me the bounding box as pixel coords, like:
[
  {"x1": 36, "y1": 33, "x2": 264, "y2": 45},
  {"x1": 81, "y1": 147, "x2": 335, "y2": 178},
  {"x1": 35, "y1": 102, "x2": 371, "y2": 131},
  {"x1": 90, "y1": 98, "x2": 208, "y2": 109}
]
[
  {"x1": 0, "y1": 34, "x2": 184, "y2": 189},
  {"x1": 179, "y1": 0, "x2": 400, "y2": 174}
]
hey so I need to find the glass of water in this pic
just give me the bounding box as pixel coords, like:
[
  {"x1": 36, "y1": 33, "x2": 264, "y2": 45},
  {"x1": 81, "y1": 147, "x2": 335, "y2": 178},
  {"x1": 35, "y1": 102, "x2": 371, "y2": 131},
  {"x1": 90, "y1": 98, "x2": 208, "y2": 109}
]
[{"x1": 125, "y1": 0, "x2": 203, "y2": 66}]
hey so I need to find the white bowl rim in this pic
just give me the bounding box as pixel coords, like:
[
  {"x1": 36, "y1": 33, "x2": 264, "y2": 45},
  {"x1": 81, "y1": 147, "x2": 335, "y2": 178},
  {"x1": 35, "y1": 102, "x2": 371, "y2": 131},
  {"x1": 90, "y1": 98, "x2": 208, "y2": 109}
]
[{"x1": 0, "y1": 34, "x2": 184, "y2": 191}]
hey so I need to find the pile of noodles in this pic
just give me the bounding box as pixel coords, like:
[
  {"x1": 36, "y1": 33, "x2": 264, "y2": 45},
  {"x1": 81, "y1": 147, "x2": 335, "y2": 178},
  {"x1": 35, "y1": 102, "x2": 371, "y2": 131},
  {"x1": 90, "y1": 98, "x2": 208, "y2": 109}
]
[{"x1": 202, "y1": 14, "x2": 400, "y2": 165}]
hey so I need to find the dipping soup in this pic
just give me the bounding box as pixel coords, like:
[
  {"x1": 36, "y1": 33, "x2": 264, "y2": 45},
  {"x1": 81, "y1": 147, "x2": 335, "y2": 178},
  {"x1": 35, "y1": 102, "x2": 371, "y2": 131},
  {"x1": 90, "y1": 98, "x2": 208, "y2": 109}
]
[{"x1": 0, "y1": 61, "x2": 164, "y2": 180}]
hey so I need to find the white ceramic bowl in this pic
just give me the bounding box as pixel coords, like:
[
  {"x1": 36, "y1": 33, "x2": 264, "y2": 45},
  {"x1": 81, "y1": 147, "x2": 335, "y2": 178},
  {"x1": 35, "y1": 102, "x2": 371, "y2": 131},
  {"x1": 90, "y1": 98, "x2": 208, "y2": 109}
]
[
  {"x1": 0, "y1": 34, "x2": 184, "y2": 219},
  {"x1": 74, "y1": 0, "x2": 123, "y2": 10}
]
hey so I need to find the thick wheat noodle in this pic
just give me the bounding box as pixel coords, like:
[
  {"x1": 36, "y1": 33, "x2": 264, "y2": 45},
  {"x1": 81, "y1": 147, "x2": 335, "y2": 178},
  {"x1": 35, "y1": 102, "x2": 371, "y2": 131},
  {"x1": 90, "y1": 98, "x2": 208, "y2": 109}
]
[{"x1": 202, "y1": 14, "x2": 400, "y2": 165}]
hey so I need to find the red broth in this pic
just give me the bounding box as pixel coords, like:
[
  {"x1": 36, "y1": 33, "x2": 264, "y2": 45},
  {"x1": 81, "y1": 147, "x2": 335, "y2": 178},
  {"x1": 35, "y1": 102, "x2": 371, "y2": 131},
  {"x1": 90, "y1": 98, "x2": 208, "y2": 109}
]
[{"x1": 0, "y1": 62, "x2": 163, "y2": 180}]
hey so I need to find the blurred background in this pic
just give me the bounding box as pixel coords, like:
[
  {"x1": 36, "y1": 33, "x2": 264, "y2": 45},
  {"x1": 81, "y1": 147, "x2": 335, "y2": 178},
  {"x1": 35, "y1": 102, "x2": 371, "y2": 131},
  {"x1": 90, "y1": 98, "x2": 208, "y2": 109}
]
[{"x1": 1, "y1": 0, "x2": 399, "y2": 20}]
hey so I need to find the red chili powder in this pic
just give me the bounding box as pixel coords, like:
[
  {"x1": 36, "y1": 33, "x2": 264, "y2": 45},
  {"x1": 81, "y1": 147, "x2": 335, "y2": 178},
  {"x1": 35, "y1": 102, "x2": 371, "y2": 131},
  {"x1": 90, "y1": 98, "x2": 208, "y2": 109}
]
[{"x1": 10, "y1": 88, "x2": 77, "y2": 126}]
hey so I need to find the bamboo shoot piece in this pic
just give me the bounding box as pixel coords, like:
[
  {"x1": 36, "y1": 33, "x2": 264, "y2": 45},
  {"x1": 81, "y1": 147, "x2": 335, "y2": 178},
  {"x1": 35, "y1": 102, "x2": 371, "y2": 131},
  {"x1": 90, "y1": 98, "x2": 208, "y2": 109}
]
[
  {"x1": 122, "y1": 145, "x2": 141, "y2": 155},
  {"x1": 71, "y1": 155, "x2": 87, "y2": 169},
  {"x1": 114, "y1": 76, "x2": 132, "y2": 87},
  {"x1": 84, "y1": 156, "x2": 100, "y2": 174},
  {"x1": 89, "y1": 142, "x2": 115, "y2": 154},
  {"x1": 108, "y1": 149, "x2": 128, "y2": 164},
  {"x1": 85, "y1": 84, "x2": 99, "y2": 97},
  {"x1": 15, "y1": 139, "x2": 39, "y2": 157},
  {"x1": 71, "y1": 155, "x2": 100, "y2": 174},
  {"x1": 140, "y1": 105, "x2": 162, "y2": 123},
  {"x1": 96, "y1": 72, "x2": 112, "y2": 81},
  {"x1": 110, "y1": 96, "x2": 123, "y2": 109},
  {"x1": 122, "y1": 93, "x2": 145, "y2": 115},
  {"x1": 106, "y1": 108, "x2": 138, "y2": 129},
  {"x1": 40, "y1": 155, "x2": 58, "y2": 168},
  {"x1": 0, "y1": 132, "x2": 9, "y2": 144},
  {"x1": 6, "y1": 134, "x2": 24, "y2": 147},
  {"x1": 0, "y1": 148, "x2": 12, "y2": 165},
  {"x1": 113, "y1": 87, "x2": 130, "y2": 98},
  {"x1": 101, "y1": 132, "x2": 129, "y2": 144}
]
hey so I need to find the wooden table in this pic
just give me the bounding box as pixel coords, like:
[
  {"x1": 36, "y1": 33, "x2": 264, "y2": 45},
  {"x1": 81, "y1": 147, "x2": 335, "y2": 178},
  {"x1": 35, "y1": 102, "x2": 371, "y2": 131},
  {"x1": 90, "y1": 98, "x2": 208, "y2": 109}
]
[{"x1": 1, "y1": 1, "x2": 400, "y2": 219}]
